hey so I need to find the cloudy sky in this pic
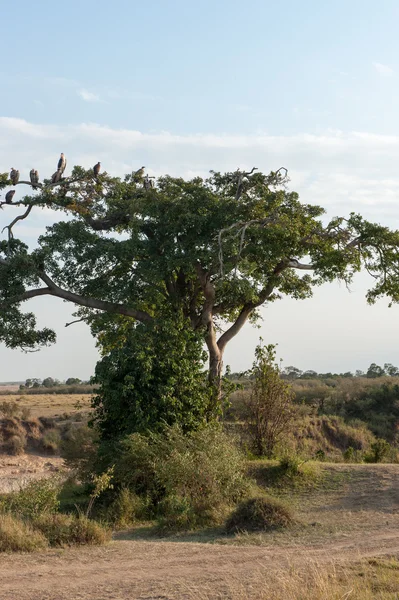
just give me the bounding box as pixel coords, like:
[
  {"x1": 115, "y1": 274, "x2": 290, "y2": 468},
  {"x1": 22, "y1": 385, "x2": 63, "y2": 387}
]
[{"x1": 1, "y1": 0, "x2": 399, "y2": 381}]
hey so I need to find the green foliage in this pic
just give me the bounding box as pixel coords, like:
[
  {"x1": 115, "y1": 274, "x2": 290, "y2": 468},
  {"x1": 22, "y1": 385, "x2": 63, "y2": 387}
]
[
  {"x1": 100, "y1": 425, "x2": 248, "y2": 530},
  {"x1": 225, "y1": 496, "x2": 294, "y2": 533},
  {"x1": 364, "y1": 439, "x2": 392, "y2": 463},
  {"x1": 41, "y1": 428, "x2": 61, "y2": 454},
  {"x1": 0, "y1": 477, "x2": 60, "y2": 519},
  {"x1": 0, "y1": 514, "x2": 48, "y2": 552},
  {"x1": 32, "y1": 513, "x2": 110, "y2": 547},
  {"x1": 60, "y1": 424, "x2": 99, "y2": 475},
  {"x1": 92, "y1": 314, "x2": 210, "y2": 439},
  {"x1": 245, "y1": 342, "x2": 295, "y2": 457},
  {"x1": 86, "y1": 467, "x2": 114, "y2": 518},
  {"x1": 102, "y1": 488, "x2": 147, "y2": 527}
]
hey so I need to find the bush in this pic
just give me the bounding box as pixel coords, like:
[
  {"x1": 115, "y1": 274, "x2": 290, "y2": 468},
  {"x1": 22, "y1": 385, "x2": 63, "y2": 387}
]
[
  {"x1": 106, "y1": 425, "x2": 249, "y2": 530},
  {"x1": 60, "y1": 424, "x2": 99, "y2": 475},
  {"x1": 225, "y1": 496, "x2": 294, "y2": 533},
  {"x1": 3, "y1": 434, "x2": 26, "y2": 455},
  {"x1": 0, "y1": 514, "x2": 48, "y2": 552},
  {"x1": 33, "y1": 513, "x2": 110, "y2": 547},
  {"x1": 1, "y1": 477, "x2": 60, "y2": 519},
  {"x1": 364, "y1": 439, "x2": 392, "y2": 463},
  {"x1": 41, "y1": 429, "x2": 61, "y2": 454},
  {"x1": 102, "y1": 488, "x2": 147, "y2": 527},
  {"x1": 0, "y1": 401, "x2": 20, "y2": 418},
  {"x1": 245, "y1": 343, "x2": 295, "y2": 457}
]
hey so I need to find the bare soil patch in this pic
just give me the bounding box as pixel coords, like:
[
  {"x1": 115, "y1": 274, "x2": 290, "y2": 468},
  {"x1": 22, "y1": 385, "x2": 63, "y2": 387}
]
[{"x1": 0, "y1": 454, "x2": 64, "y2": 493}]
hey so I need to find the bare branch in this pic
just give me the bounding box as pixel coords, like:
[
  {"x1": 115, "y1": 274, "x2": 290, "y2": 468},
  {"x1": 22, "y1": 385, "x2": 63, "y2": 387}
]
[{"x1": 65, "y1": 318, "x2": 85, "y2": 328}]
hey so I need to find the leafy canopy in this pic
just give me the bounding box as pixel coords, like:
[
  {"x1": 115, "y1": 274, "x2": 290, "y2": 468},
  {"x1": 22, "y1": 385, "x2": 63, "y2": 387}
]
[{"x1": 0, "y1": 166, "x2": 399, "y2": 355}]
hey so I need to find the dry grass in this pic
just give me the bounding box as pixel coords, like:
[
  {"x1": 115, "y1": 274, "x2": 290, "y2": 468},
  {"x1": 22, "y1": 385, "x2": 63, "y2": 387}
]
[
  {"x1": 10, "y1": 394, "x2": 92, "y2": 418},
  {"x1": 0, "y1": 514, "x2": 48, "y2": 552},
  {"x1": 182, "y1": 557, "x2": 399, "y2": 599},
  {"x1": 33, "y1": 513, "x2": 111, "y2": 547}
]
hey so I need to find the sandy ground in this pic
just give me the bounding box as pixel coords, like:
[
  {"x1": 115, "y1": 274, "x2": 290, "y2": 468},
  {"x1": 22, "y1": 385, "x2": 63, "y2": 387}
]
[{"x1": 0, "y1": 463, "x2": 398, "y2": 599}]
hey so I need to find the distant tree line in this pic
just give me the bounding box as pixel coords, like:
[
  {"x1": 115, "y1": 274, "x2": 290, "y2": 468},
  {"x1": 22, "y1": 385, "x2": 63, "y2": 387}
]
[
  {"x1": 19, "y1": 377, "x2": 89, "y2": 390},
  {"x1": 227, "y1": 362, "x2": 399, "y2": 381}
]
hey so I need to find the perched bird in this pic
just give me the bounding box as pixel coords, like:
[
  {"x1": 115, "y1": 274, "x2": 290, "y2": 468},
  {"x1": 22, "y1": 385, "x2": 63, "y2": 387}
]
[
  {"x1": 93, "y1": 162, "x2": 101, "y2": 177},
  {"x1": 57, "y1": 153, "x2": 67, "y2": 174},
  {"x1": 30, "y1": 169, "x2": 39, "y2": 186},
  {"x1": 51, "y1": 171, "x2": 61, "y2": 184},
  {"x1": 143, "y1": 175, "x2": 155, "y2": 190},
  {"x1": 5, "y1": 190, "x2": 15, "y2": 204},
  {"x1": 10, "y1": 168, "x2": 19, "y2": 185},
  {"x1": 134, "y1": 166, "x2": 145, "y2": 179}
]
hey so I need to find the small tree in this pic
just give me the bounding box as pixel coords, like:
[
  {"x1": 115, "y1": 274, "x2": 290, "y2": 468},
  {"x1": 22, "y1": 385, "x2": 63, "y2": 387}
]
[
  {"x1": 245, "y1": 343, "x2": 295, "y2": 457},
  {"x1": 366, "y1": 363, "x2": 385, "y2": 378}
]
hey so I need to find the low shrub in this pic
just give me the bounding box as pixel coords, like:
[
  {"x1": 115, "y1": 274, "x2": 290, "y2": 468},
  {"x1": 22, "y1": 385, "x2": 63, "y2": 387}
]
[
  {"x1": 1, "y1": 477, "x2": 61, "y2": 519},
  {"x1": 33, "y1": 513, "x2": 110, "y2": 547},
  {"x1": 60, "y1": 424, "x2": 98, "y2": 475},
  {"x1": 102, "y1": 488, "x2": 147, "y2": 527},
  {"x1": 3, "y1": 434, "x2": 26, "y2": 455},
  {"x1": 103, "y1": 424, "x2": 249, "y2": 530},
  {"x1": 0, "y1": 514, "x2": 48, "y2": 552},
  {"x1": 40, "y1": 429, "x2": 61, "y2": 454},
  {"x1": 0, "y1": 401, "x2": 20, "y2": 418},
  {"x1": 225, "y1": 496, "x2": 294, "y2": 533},
  {"x1": 364, "y1": 439, "x2": 392, "y2": 463}
]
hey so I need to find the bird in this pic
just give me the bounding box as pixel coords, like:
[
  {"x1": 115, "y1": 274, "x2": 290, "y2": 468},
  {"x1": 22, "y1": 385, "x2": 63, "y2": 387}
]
[
  {"x1": 10, "y1": 168, "x2": 19, "y2": 185},
  {"x1": 143, "y1": 175, "x2": 155, "y2": 190},
  {"x1": 51, "y1": 171, "x2": 61, "y2": 184},
  {"x1": 57, "y1": 153, "x2": 67, "y2": 174},
  {"x1": 134, "y1": 166, "x2": 145, "y2": 179},
  {"x1": 30, "y1": 169, "x2": 39, "y2": 186},
  {"x1": 93, "y1": 162, "x2": 101, "y2": 177},
  {"x1": 5, "y1": 190, "x2": 15, "y2": 204}
]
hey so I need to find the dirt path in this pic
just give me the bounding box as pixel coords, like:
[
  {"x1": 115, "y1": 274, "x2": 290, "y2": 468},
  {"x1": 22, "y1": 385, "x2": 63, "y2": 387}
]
[
  {"x1": 1, "y1": 462, "x2": 399, "y2": 599},
  {"x1": 1, "y1": 527, "x2": 399, "y2": 599}
]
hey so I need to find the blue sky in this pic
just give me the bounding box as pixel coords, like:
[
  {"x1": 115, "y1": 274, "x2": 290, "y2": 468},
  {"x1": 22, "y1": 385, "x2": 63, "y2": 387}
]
[{"x1": 1, "y1": 0, "x2": 399, "y2": 380}]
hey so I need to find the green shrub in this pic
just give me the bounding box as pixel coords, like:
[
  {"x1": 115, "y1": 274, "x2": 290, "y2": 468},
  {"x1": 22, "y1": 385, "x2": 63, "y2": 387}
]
[
  {"x1": 60, "y1": 424, "x2": 99, "y2": 475},
  {"x1": 106, "y1": 425, "x2": 249, "y2": 530},
  {"x1": 225, "y1": 496, "x2": 294, "y2": 533},
  {"x1": 33, "y1": 513, "x2": 110, "y2": 547},
  {"x1": 1, "y1": 477, "x2": 60, "y2": 519},
  {"x1": 0, "y1": 514, "x2": 48, "y2": 552},
  {"x1": 103, "y1": 488, "x2": 147, "y2": 527},
  {"x1": 364, "y1": 439, "x2": 391, "y2": 463}
]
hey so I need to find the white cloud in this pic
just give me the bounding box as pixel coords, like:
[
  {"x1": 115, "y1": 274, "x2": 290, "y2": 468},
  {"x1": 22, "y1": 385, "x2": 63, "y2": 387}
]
[
  {"x1": 78, "y1": 89, "x2": 101, "y2": 103},
  {"x1": 2, "y1": 119, "x2": 399, "y2": 226},
  {"x1": 372, "y1": 61, "x2": 394, "y2": 76}
]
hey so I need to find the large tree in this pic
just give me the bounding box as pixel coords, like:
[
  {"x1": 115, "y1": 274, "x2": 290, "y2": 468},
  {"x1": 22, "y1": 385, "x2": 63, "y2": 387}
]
[{"x1": 1, "y1": 164, "x2": 399, "y2": 398}]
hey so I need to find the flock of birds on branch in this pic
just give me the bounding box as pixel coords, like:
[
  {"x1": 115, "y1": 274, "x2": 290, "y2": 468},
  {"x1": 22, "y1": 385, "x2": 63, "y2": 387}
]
[{"x1": 4, "y1": 154, "x2": 155, "y2": 205}]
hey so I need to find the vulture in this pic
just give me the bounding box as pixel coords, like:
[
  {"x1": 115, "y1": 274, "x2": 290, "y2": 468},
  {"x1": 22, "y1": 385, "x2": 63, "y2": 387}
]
[
  {"x1": 57, "y1": 153, "x2": 67, "y2": 174},
  {"x1": 51, "y1": 171, "x2": 61, "y2": 184},
  {"x1": 144, "y1": 175, "x2": 155, "y2": 190},
  {"x1": 30, "y1": 169, "x2": 39, "y2": 186},
  {"x1": 134, "y1": 166, "x2": 145, "y2": 179},
  {"x1": 5, "y1": 190, "x2": 15, "y2": 204},
  {"x1": 10, "y1": 168, "x2": 19, "y2": 185},
  {"x1": 93, "y1": 162, "x2": 101, "y2": 177}
]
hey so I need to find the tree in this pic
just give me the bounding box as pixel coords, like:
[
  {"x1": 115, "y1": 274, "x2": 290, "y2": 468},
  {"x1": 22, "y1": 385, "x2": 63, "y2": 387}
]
[
  {"x1": 1, "y1": 164, "x2": 399, "y2": 405},
  {"x1": 245, "y1": 342, "x2": 295, "y2": 457},
  {"x1": 42, "y1": 377, "x2": 55, "y2": 388},
  {"x1": 384, "y1": 363, "x2": 399, "y2": 377},
  {"x1": 65, "y1": 377, "x2": 82, "y2": 385},
  {"x1": 366, "y1": 363, "x2": 385, "y2": 378},
  {"x1": 92, "y1": 313, "x2": 210, "y2": 439},
  {"x1": 282, "y1": 366, "x2": 303, "y2": 380}
]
